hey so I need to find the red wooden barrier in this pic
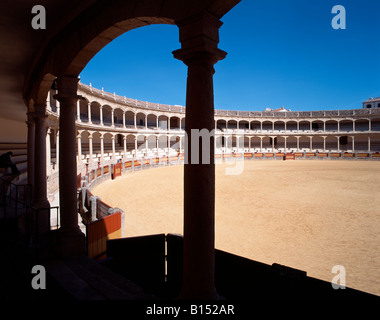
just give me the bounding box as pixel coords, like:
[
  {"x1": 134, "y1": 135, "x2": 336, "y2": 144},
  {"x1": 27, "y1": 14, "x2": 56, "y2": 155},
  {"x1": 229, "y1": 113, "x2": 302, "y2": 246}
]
[
  {"x1": 87, "y1": 211, "x2": 122, "y2": 260},
  {"x1": 112, "y1": 163, "x2": 122, "y2": 179}
]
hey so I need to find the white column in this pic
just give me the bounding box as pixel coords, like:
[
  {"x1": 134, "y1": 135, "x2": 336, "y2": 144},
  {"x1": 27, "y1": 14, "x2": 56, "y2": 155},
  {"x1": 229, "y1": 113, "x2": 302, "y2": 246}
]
[
  {"x1": 123, "y1": 136, "x2": 127, "y2": 159},
  {"x1": 337, "y1": 136, "x2": 340, "y2": 151},
  {"x1": 87, "y1": 101, "x2": 92, "y2": 124},
  {"x1": 323, "y1": 136, "x2": 326, "y2": 152},
  {"x1": 352, "y1": 135, "x2": 355, "y2": 152},
  {"x1": 76, "y1": 100, "x2": 81, "y2": 122},
  {"x1": 156, "y1": 136, "x2": 159, "y2": 155},
  {"x1": 368, "y1": 135, "x2": 371, "y2": 152},
  {"x1": 111, "y1": 109, "x2": 114, "y2": 127},
  {"x1": 123, "y1": 111, "x2": 126, "y2": 128},
  {"x1": 77, "y1": 131, "x2": 82, "y2": 163},
  {"x1": 56, "y1": 130, "x2": 60, "y2": 169},
  {"x1": 284, "y1": 136, "x2": 287, "y2": 152},
  {"x1": 134, "y1": 136, "x2": 138, "y2": 157},
  {"x1": 145, "y1": 115, "x2": 148, "y2": 129},
  {"x1": 88, "y1": 134, "x2": 93, "y2": 163},
  {"x1": 111, "y1": 135, "x2": 116, "y2": 160},
  {"x1": 100, "y1": 106, "x2": 103, "y2": 126},
  {"x1": 100, "y1": 135, "x2": 104, "y2": 161},
  {"x1": 46, "y1": 127, "x2": 51, "y2": 176},
  {"x1": 134, "y1": 113, "x2": 137, "y2": 129}
]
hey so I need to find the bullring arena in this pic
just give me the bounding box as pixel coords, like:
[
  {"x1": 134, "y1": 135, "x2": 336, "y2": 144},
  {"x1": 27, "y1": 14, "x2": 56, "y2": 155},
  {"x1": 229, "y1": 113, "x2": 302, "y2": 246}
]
[
  {"x1": 2, "y1": 0, "x2": 380, "y2": 301},
  {"x1": 42, "y1": 83, "x2": 379, "y2": 297}
]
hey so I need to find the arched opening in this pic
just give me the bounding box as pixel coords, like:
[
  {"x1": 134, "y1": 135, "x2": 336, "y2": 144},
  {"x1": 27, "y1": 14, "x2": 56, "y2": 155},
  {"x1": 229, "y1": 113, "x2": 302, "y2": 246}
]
[
  {"x1": 325, "y1": 136, "x2": 338, "y2": 151},
  {"x1": 92, "y1": 131, "x2": 102, "y2": 160},
  {"x1": 311, "y1": 120, "x2": 324, "y2": 131},
  {"x1": 312, "y1": 136, "x2": 324, "y2": 151},
  {"x1": 250, "y1": 120, "x2": 261, "y2": 131},
  {"x1": 372, "y1": 118, "x2": 380, "y2": 131},
  {"x1": 340, "y1": 120, "x2": 353, "y2": 132},
  {"x1": 90, "y1": 101, "x2": 101, "y2": 125},
  {"x1": 147, "y1": 114, "x2": 157, "y2": 129},
  {"x1": 170, "y1": 116, "x2": 180, "y2": 130},
  {"x1": 102, "y1": 105, "x2": 113, "y2": 126},
  {"x1": 114, "y1": 108, "x2": 124, "y2": 127},
  {"x1": 125, "y1": 110, "x2": 135, "y2": 127},
  {"x1": 251, "y1": 137, "x2": 261, "y2": 150},
  {"x1": 273, "y1": 121, "x2": 285, "y2": 132},
  {"x1": 239, "y1": 120, "x2": 249, "y2": 130},
  {"x1": 227, "y1": 120, "x2": 237, "y2": 130},
  {"x1": 325, "y1": 120, "x2": 338, "y2": 132},
  {"x1": 286, "y1": 136, "x2": 297, "y2": 151},
  {"x1": 158, "y1": 115, "x2": 169, "y2": 130},
  {"x1": 299, "y1": 120, "x2": 310, "y2": 132},
  {"x1": 216, "y1": 119, "x2": 226, "y2": 131},
  {"x1": 126, "y1": 134, "x2": 136, "y2": 152},
  {"x1": 262, "y1": 121, "x2": 272, "y2": 132},
  {"x1": 136, "y1": 112, "x2": 146, "y2": 128},
  {"x1": 355, "y1": 119, "x2": 369, "y2": 132},
  {"x1": 286, "y1": 121, "x2": 297, "y2": 132},
  {"x1": 79, "y1": 98, "x2": 90, "y2": 122}
]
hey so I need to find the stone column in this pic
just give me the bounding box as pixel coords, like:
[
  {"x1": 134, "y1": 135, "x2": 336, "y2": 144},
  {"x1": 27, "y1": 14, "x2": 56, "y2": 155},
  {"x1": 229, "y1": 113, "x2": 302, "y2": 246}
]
[
  {"x1": 87, "y1": 101, "x2": 92, "y2": 124},
  {"x1": 123, "y1": 111, "x2": 126, "y2": 128},
  {"x1": 134, "y1": 136, "x2": 138, "y2": 157},
  {"x1": 54, "y1": 75, "x2": 85, "y2": 257},
  {"x1": 100, "y1": 106, "x2": 103, "y2": 126},
  {"x1": 46, "y1": 128, "x2": 51, "y2": 176},
  {"x1": 32, "y1": 104, "x2": 50, "y2": 209},
  {"x1": 111, "y1": 135, "x2": 116, "y2": 160},
  {"x1": 323, "y1": 136, "x2": 327, "y2": 152},
  {"x1": 76, "y1": 100, "x2": 81, "y2": 122},
  {"x1": 111, "y1": 109, "x2": 114, "y2": 127},
  {"x1": 123, "y1": 136, "x2": 127, "y2": 159},
  {"x1": 26, "y1": 112, "x2": 35, "y2": 194},
  {"x1": 173, "y1": 11, "x2": 226, "y2": 300},
  {"x1": 156, "y1": 136, "x2": 159, "y2": 155},
  {"x1": 88, "y1": 133, "x2": 93, "y2": 163},
  {"x1": 77, "y1": 131, "x2": 83, "y2": 163},
  {"x1": 368, "y1": 135, "x2": 371, "y2": 152},
  {"x1": 100, "y1": 135, "x2": 104, "y2": 161}
]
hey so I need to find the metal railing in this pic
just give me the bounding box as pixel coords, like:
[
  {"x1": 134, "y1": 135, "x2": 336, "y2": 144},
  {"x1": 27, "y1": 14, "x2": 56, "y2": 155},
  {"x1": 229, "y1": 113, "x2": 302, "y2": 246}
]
[{"x1": 0, "y1": 176, "x2": 59, "y2": 254}]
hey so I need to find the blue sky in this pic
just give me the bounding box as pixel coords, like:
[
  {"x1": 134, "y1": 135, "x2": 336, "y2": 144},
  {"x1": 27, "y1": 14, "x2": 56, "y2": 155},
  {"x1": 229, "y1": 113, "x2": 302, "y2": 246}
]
[{"x1": 79, "y1": 0, "x2": 380, "y2": 112}]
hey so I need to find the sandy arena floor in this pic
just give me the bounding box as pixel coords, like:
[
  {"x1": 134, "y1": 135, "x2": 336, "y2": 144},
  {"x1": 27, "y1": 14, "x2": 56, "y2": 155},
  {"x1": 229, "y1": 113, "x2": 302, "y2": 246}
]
[{"x1": 92, "y1": 160, "x2": 380, "y2": 296}]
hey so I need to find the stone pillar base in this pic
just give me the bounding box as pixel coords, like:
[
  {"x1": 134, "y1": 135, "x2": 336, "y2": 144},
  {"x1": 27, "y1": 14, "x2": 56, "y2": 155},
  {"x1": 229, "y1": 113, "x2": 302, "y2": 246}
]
[{"x1": 57, "y1": 228, "x2": 86, "y2": 257}]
